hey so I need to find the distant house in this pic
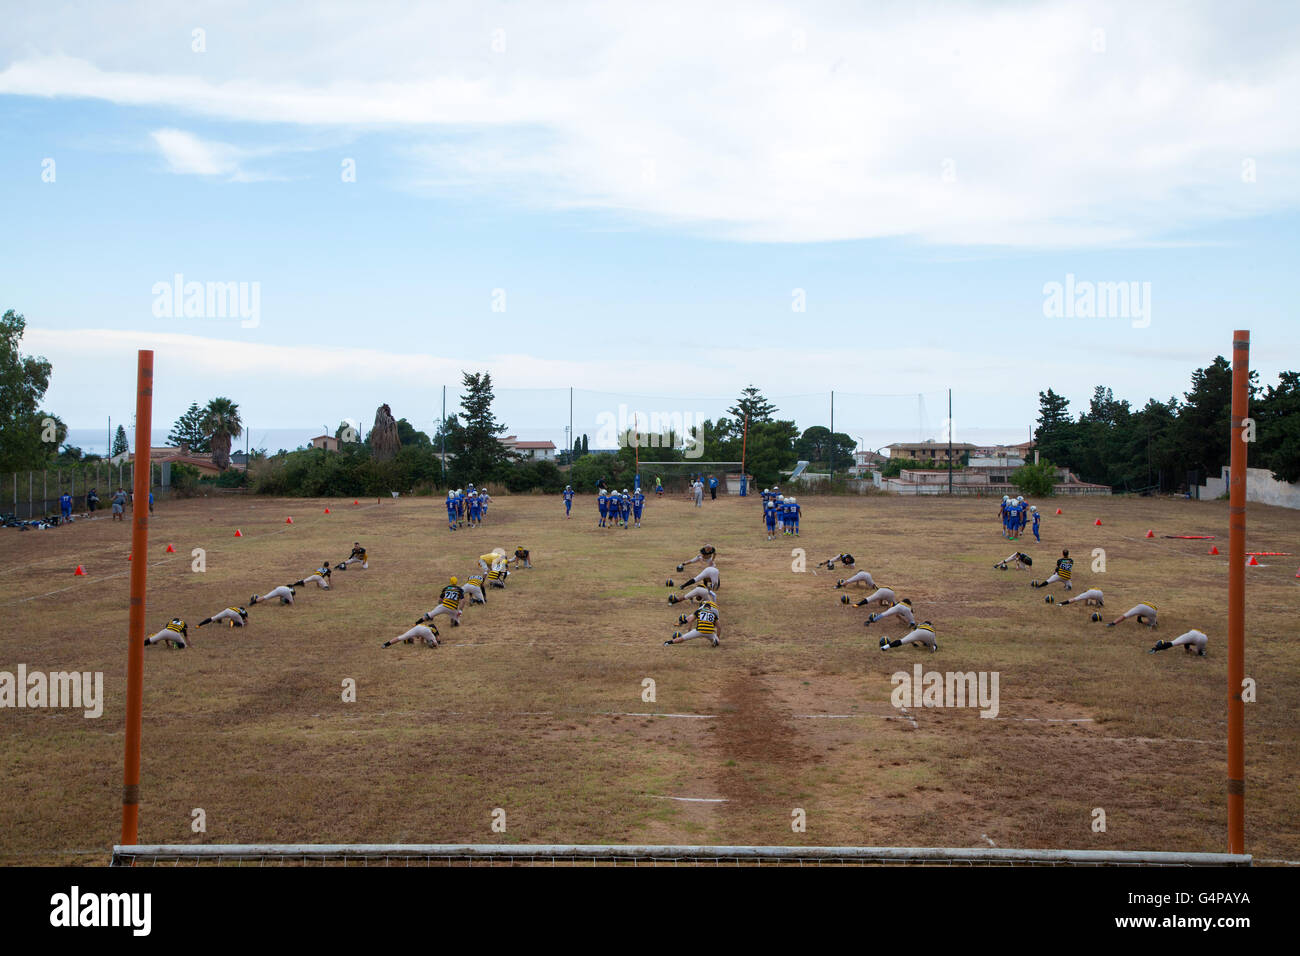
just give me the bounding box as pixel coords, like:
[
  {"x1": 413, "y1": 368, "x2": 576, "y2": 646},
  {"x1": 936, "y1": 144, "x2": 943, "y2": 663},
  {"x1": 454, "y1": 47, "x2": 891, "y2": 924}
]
[
  {"x1": 499, "y1": 435, "x2": 557, "y2": 461},
  {"x1": 886, "y1": 440, "x2": 978, "y2": 464},
  {"x1": 310, "y1": 434, "x2": 341, "y2": 452}
]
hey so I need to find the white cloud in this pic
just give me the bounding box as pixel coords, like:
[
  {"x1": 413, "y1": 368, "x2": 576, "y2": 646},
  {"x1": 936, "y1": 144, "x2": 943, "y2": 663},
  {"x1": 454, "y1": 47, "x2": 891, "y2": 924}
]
[
  {"x1": 150, "y1": 128, "x2": 256, "y2": 180},
  {"x1": 3, "y1": 1, "x2": 1299, "y2": 244}
]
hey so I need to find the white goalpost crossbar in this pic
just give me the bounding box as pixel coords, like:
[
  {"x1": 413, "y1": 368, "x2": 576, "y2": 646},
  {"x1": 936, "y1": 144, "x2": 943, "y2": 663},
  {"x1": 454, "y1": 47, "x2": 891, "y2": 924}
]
[{"x1": 111, "y1": 844, "x2": 1253, "y2": 867}]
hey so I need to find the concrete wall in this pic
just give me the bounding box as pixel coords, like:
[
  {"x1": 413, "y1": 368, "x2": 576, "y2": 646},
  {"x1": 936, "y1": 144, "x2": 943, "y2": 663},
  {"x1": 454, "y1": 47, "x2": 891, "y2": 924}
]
[{"x1": 1201, "y1": 466, "x2": 1300, "y2": 509}]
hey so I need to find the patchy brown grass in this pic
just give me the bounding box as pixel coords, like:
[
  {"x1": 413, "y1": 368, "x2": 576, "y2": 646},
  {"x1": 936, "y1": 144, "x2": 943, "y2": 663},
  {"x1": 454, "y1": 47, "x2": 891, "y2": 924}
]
[{"x1": 1, "y1": 491, "x2": 1296, "y2": 864}]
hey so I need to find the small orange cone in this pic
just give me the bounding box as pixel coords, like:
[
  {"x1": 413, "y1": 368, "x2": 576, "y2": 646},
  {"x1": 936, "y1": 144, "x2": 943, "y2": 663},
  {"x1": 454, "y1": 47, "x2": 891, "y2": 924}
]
[
  {"x1": 1294, "y1": 567, "x2": 1299, "y2": 578},
  {"x1": 1095, "y1": 518, "x2": 1102, "y2": 526},
  {"x1": 286, "y1": 517, "x2": 293, "y2": 524},
  {"x1": 1055, "y1": 508, "x2": 1062, "y2": 514},
  {"x1": 1247, "y1": 555, "x2": 1260, "y2": 566},
  {"x1": 234, "y1": 529, "x2": 243, "y2": 537},
  {"x1": 127, "y1": 553, "x2": 132, "y2": 561},
  {"x1": 324, "y1": 508, "x2": 330, "y2": 514},
  {"x1": 353, "y1": 500, "x2": 359, "y2": 506},
  {"x1": 74, "y1": 565, "x2": 85, "y2": 576},
  {"x1": 1145, "y1": 530, "x2": 1154, "y2": 538},
  {"x1": 165, "y1": 543, "x2": 175, "y2": 553},
  {"x1": 1209, "y1": 545, "x2": 1219, "y2": 555}
]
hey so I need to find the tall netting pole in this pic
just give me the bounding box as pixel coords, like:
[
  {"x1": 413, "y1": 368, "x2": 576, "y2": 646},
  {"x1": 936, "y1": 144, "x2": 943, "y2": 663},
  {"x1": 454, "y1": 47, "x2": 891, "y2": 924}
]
[
  {"x1": 1227, "y1": 331, "x2": 1248, "y2": 855},
  {"x1": 122, "y1": 350, "x2": 154, "y2": 847}
]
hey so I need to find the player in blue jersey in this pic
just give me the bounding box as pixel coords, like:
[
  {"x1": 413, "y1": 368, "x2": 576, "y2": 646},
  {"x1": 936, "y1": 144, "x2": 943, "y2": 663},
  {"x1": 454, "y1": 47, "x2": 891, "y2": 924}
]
[
  {"x1": 632, "y1": 487, "x2": 646, "y2": 527},
  {"x1": 445, "y1": 491, "x2": 458, "y2": 531},
  {"x1": 466, "y1": 492, "x2": 481, "y2": 528},
  {"x1": 764, "y1": 495, "x2": 778, "y2": 540},
  {"x1": 1017, "y1": 497, "x2": 1029, "y2": 536},
  {"x1": 787, "y1": 496, "x2": 801, "y2": 535},
  {"x1": 619, "y1": 489, "x2": 632, "y2": 528},
  {"x1": 563, "y1": 484, "x2": 574, "y2": 518},
  {"x1": 597, "y1": 488, "x2": 609, "y2": 527},
  {"x1": 1031, "y1": 505, "x2": 1040, "y2": 542}
]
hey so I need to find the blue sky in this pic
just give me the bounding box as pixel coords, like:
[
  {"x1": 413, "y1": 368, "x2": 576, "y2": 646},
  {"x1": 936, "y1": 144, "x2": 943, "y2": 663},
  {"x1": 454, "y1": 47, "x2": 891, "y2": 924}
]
[{"x1": 2, "y1": 1, "x2": 1298, "y2": 454}]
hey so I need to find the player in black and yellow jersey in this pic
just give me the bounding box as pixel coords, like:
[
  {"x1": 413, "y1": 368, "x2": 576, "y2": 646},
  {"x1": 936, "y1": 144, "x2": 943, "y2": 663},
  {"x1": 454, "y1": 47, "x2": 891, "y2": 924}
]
[
  {"x1": 879, "y1": 621, "x2": 937, "y2": 652},
  {"x1": 383, "y1": 623, "x2": 440, "y2": 649},
  {"x1": 198, "y1": 606, "x2": 248, "y2": 628},
  {"x1": 486, "y1": 561, "x2": 509, "y2": 589},
  {"x1": 846, "y1": 585, "x2": 895, "y2": 609},
  {"x1": 508, "y1": 546, "x2": 532, "y2": 569},
  {"x1": 1107, "y1": 602, "x2": 1158, "y2": 628},
  {"x1": 417, "y1": 577, "x2": 465, "y2": 627},
  {"x1": 144, "y1": 618, "x2": 190, "y2": 649},
  {"x1": 291, "y1": 561, "x2": 332, "y2": 590},
  {"x1": 336, "y1": 542, "x2": 368, "y2": 571},
  {"x1": 462, "y1": 573, "x2": 487, "y2": 604},
  {"x1": 665, "y1": 600, "x2": 720, "y2": 647},
  {"x1": 1031, "y1": 549, "x2": 1073, "y2": 591}
]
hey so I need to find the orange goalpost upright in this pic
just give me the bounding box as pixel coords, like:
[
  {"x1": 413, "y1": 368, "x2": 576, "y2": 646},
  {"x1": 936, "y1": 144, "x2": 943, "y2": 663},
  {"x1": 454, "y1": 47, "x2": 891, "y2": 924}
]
[
  {"x1": 1227, "y1": 331, "x2": 1248, "y2": 855},
  {"x1": 121, "y1": 350, "x2": 154, "y2": 846}
]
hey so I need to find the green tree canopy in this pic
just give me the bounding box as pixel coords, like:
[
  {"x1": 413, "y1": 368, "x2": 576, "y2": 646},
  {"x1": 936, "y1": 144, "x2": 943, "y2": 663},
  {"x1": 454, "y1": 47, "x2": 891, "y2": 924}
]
[{"x1": 167, "y1": 402, "x2": 212, "y2": 454}]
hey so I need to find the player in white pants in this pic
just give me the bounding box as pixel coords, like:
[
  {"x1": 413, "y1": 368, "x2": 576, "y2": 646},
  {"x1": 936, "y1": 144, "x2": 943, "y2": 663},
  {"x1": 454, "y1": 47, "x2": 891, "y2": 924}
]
[
  {"x1": 336, "y1": 542, "x2": 368, "y2": 570},
  {"x1": 145, "y1": 618, "x2": 189, "y2": 648},
  {"x1": 383, "y1": 624, "x2": 440, "y2": 648},
  {"x1": 1058, "y1": 589, "x2": 1103, "y2": 607},
  {"x1": 1150, "y1": 630, "x2": 1206, "y2": 656},
  {"x1": 880, "y1": 622, "x2": 937, "y2": 652},
  {"x1": 681, "y1": 565, "x2": 720, "y2": 590},
  {"x1": 847, "y1": 586, "x2": 895, "y2": 609},
  {"x1": 198, "y1": 606, "x2": 248, "y2": 628},
  {"x1": 418, "y1": 578, "x2": 465, "y2": 627},
  {"x1": 1107, "y1": 603, "x2": 1158, "y2": 628},
  {"x1": 250, "y1": 586, "x2": 295, "y2": 606},
  {"x1": 679, "y1": 547, "x2": 717, "y2": 571},
  {"x1": 864, "y1": 598, "x2": 914, "y2": 628},
  {"x1": 291, "y1": 562, "x2": 332, "y2": 590},
  {"x1": 462, "y1": 574, "x2": 487, "y2": 605},
  {"x1": 994, "y1": 551, "x2": 1032, "y2": 571},
  {"x1": 669, "y1": 584, "x2": 717, "y2": 605},
  {"x1": 665, "y1": 602, "x2": 719, "y2": 647},
  {"x1": 835, "y1": 569, "x2": 876, "y2": 590}
]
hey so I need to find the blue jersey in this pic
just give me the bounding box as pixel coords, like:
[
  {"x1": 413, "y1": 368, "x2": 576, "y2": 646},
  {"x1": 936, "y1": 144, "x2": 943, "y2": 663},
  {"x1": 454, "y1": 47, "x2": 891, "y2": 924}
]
[
  {"x1": 764, "y1": 501, "x2": 777, "y2": 525},
  {"x1": 619, "y1": 496, "x2": 631, "y2": 516},
  {"x1": 632, "y1": 492, "x2": 645, "y2": 511},
  {"x1": 597, "y1": 492, "x2": 607, "y2": 512},
  {"x1": 563, "y1": 489, "x2": 574, "y2": 502}
]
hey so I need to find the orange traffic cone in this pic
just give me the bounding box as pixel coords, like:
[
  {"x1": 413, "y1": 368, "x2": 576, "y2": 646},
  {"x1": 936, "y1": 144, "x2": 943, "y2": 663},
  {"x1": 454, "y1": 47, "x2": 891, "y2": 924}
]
[
  {"x1": 1247, "y1": 555, "x2": 1260, "y2": 566},
  {"x1": 286, "y1": 517, "x2": 293, "y2": 524},
  {"x1": 1294, "y1": 567, "x2": 1299, "y2": 578},
  {"x1": 234, "y1": 529, "x2": 243, "y2": 537},
  {"x1": 353, "y1": 500, "x2": 359, "y2": 506},
  {"x1": 165, "y1": 543, "x2": 175, "y2": 553},
  {"x1": 74, "y1": 565, "x2": 85, "y2": 576},
  {"x1": 127, "y1": 553, "x2": 132, "y2": 561},
  {"x1": 1145, "y1": 530, "x2": 1154, "y2": 538},
  {"x1": 324, "y1": 508, "x2": 330, "y2": 514},
  {"x1": 1055, "y1": 508, "x2": 1062, "y2": 515},
  {"x1": 1209, "y1": 545, "x2": 1219, "y2": 555},
  {"x1": 1095, "y1": 518, "x2": 1102, "y2": 526}
]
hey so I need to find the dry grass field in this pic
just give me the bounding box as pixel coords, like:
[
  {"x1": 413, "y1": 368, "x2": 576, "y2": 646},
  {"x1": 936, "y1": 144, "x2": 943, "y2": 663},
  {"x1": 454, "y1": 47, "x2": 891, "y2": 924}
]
[{"x1": 1, "y1": 490, "x2": 1297, "y2": 865}]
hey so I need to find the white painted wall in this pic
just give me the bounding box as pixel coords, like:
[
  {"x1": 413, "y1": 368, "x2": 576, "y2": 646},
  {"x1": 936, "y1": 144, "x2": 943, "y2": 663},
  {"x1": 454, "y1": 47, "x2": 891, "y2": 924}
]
[{"x1": 1201, "y1": 466, "x2": 1300, "y2": 509}]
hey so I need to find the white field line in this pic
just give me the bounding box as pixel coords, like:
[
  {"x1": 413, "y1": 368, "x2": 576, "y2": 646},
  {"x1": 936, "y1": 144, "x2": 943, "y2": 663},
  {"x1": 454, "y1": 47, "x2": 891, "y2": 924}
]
[{"x1": 648, "y1": 795, "x2": 728, "y2": 803}]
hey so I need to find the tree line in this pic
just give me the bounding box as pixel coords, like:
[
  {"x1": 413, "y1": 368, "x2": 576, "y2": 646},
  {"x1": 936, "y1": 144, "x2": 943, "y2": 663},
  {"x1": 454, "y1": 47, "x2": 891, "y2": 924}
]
[{"x1": 1033, "y1": 357, "x2": 1300, "y2": 492}]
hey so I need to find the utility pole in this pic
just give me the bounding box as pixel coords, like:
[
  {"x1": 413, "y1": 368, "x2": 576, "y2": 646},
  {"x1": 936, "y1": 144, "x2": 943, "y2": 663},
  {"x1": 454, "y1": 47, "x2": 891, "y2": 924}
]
[
  {"x1": 440, "y1": 385, "x2": 446, "y2": 484},
  {"x1": 948, "y1": 388, "x2": 953, "y2": 495}
]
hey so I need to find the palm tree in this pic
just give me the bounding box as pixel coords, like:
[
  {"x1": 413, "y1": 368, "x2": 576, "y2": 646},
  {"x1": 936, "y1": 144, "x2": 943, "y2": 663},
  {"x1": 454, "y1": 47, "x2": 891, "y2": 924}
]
[{"x1": 201, "y1": 397, "x2": 243, "y2": 471}]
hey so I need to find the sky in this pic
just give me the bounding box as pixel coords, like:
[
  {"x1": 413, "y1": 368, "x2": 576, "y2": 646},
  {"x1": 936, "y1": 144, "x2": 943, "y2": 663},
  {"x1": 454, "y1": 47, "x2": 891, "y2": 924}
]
[{"x1": 2, "y1": 0, "x2": 1298, "y2": 455}]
